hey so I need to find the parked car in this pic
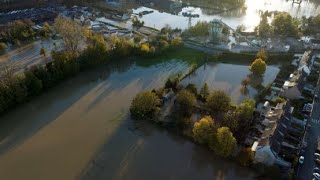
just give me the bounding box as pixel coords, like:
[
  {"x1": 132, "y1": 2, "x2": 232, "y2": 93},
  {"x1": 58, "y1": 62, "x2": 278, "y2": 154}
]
[
  {"x1": 315, "y1": 167, "x2": 320, "y2": 174},
  {"x1": 315, "y1": 153, "x2": 320, "y2": 158},
  {"x1": 314, "y1": 173, "x2": 320, "y2": 179},
  {"x1": 315, "y1": 159, "x2": 320, "y2": 166},
  {"x1": 299, "y1": 156, "x2": 305, "y2": 164}
]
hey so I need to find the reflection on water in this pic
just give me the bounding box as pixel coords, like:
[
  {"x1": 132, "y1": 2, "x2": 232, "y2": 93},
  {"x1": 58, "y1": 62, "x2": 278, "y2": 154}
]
[
  {"x1": 181, "y1": 62, "x2": 280, "y2": 103},
  {"x1": 81, "y1": 120, "x2": 255, "y2": 180},
  {"x1": 0, "y1": 59, "x2": 256, "y2": 179},
  {"x1": 133, "y1": 0, "x2": 320, "y2": 31}
]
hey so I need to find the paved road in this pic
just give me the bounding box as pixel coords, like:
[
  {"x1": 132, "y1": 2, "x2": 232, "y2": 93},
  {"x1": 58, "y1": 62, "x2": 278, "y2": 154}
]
[
  {"x1": 297, "y1": 53, "x2": 320, "y2": 180},
  {"x1": 0, "y1": 39, "x2": 63, "y2": 74},
  {"x1": 297, "y1": 105, "x2": 320, "y2": 180},
  {"x1": 184, "y1": 42, "x2": 223, "y2": 55}
]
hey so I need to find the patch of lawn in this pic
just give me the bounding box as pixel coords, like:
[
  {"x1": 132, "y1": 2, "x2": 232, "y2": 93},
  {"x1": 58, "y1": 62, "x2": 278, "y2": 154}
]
[{"x1": 135, "y1": 46, "x2": 207, "y2": 67}]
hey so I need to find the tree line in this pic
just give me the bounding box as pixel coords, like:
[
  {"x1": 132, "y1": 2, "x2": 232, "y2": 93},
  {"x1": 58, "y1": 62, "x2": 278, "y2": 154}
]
[
  {"x1": 130, "y1": 79, "x2": 256, "y2": 166},
  {"x1": 0, "y1": 16, "x2": 183, "y2": 116},
  {"x1": 0, "y1": 19, "x2": 53, "y2": 49},
  {"x1": 255, "y1": 11, "x2": 320, "y2": 38}
]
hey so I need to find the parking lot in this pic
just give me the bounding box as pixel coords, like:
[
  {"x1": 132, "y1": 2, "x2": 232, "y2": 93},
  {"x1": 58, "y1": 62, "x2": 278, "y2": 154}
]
[{"x1": 0, "y1": 7, "x2": 58, "y2": 25}]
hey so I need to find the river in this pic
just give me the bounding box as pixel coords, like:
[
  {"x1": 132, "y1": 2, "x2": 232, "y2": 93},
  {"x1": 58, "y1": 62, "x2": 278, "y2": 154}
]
[
  {"x1": 0, "y1": 59, "x2": 256, "y2": 180},
  {"x1": 133, "y1": 0, "x2": 320, "y2": 31},
  {"x1": 1, "y1": 0, "x2": 316, "y2": 178}
]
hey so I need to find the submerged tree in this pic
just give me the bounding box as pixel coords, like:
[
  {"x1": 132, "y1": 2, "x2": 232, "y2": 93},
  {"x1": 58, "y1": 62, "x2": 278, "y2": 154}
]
[
  {"x1": 193, "y1": 116, "x2": 216, "y2": 144},
  {"x1": 222, "y1": 111, "x2": 239, "y2": 133},
  {"x1": 236, "y1": 99, "x2": 255, "y2": 121},
  {"x1": 237, "y1": 148, "x2": 254, "y2": 166},
  {"x1": 256, "y1": 49, "x2": 268, "y2": 61},
  {"x1": 250, "y1": 58, "x2": 267, "y2": 76},
  {"x1": 176, "y1": 89, "x2": 197, "y2": 115},
  {"x1": 206, "y1": 90, "x2": 231, "y2": 115},
  {"x1": 185, "y1": 83, "x2": 198, "y2": 96},
  {"x1": 241, "y1": 77, "x2": 250, "y2": 88},
  {"x1": 130, "y1": 91, "x2": 161, "y2": 120},
  {"x1": 212, "y1": 127, "x2": 237, "y2": 158},
  {"x1": 165, "y1": 73, "x2": 181, "y2": 89},
  {"x1": 200, "y1": 83, "x2": 210, "y2": 100}
]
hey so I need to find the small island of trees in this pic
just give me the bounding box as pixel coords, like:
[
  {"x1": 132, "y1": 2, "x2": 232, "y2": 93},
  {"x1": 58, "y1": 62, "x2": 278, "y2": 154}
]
[
  {"x1": 130, "y1": 78, "x2": 256, "y2": 166},
  {"x1": 129, "y1": 48, "x2": 274, "y2": 166}
]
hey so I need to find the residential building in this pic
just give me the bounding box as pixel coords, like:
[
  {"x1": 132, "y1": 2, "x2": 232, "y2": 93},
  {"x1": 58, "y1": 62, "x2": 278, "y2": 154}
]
[
  {"x1": 280, "y1": 51, "x2": 312, "y2": 99},
  {"x1": 310, "y1": 39, "x2": 320, "y2": 50},
  {"x1": 250, "y1": 50, "x2": 315, "y2": 168},
  {"x1": 251, "y1": 101, "x2": 291, "y2": 167}
]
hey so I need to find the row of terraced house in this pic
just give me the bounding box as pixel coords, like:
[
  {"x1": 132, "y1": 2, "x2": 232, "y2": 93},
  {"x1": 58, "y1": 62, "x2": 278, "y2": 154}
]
[{"x1": 248, "y1": 50, "x2": 320, "y2": 168}]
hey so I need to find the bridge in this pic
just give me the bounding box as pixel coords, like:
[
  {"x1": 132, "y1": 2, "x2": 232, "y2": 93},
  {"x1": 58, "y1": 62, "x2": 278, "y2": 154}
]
[{"x1": 213, "y1": 19, "x2": 258, "y2": 49}]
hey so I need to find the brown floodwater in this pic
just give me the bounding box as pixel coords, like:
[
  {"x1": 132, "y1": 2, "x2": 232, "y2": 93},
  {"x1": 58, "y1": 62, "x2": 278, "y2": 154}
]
[{"x1": 0, "y1": 59, "x2": 256, "y2": 180}]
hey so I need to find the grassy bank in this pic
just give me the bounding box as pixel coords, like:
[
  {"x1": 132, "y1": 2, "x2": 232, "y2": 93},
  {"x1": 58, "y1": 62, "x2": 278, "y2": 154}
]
[
  {"x1": 135, "y1": 46, "x2": 207, "y2": 67},
  {"x1": 216, "y1": 52, "x2": 294, "y2": 64}
]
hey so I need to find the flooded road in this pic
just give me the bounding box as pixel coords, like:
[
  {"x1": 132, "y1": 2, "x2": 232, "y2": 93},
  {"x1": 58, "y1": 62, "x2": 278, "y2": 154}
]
[
  {"x1": 0, "y1": 39, "x2": 62, "y2": 73},
  {"x1": 0, "y1": 59, "x2": 256, "y2": 180}
]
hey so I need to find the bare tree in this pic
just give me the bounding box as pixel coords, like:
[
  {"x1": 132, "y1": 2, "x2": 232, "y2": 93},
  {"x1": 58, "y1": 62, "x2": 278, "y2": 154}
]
[
  {"x1": 53, "y1": 16, "x2": 85, "y2": 54},
  {"x1": 241, "y1": 77, "x2": 250, "y2": 88}
]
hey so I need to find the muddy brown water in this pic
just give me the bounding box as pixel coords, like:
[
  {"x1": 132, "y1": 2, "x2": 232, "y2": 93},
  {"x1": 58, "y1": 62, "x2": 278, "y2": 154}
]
[{"x1": 0, "y1": 59, "x2": 255, "y2": 180}]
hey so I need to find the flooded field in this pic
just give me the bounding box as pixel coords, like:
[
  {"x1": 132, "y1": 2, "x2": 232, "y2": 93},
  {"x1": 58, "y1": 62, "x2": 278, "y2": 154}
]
[
  {"x1": 0, "y1": 58, "x2": 256, "y2": 180},
  {"x1": 182, "y1": 62, "x2": 280, "y2": 103},
  {"x1": 133, "y1": 0, "x2": 320, "y2": 31},
  {"x1": 0, "y1": 0, "x2": 318, "y2": 179}
]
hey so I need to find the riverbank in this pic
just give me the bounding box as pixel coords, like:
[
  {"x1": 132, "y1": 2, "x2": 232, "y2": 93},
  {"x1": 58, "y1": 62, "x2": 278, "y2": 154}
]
[
  {"x1": 135, "y1": 46, "x2": 207, "y2": 67},
  {"x1": 216, "y1": 52, "x2": 294, "y2": 64},
  {"x1": 0, "y1": 44, "x2": 206, "y2": 117},
  {"x1": 0, "y1": 52, "x2": 257, "y2": 180}
]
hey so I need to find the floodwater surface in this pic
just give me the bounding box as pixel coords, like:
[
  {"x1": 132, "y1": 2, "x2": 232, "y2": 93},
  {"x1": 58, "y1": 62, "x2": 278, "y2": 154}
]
[
  {"x1": 181, "y1": 62, "x2": 280, "y2": 103},
  {"x1": 0, "y1": 59, "x2": 256, "y2": 180},
  {"x1": 134, "y1": 0, "x2": 320, "y2": 31}
]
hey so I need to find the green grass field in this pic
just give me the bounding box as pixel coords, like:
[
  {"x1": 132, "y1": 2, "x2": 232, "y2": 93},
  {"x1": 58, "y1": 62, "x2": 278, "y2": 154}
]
[{"x1": 135, "y1": 46, "x2": 207, "y2": 67}]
